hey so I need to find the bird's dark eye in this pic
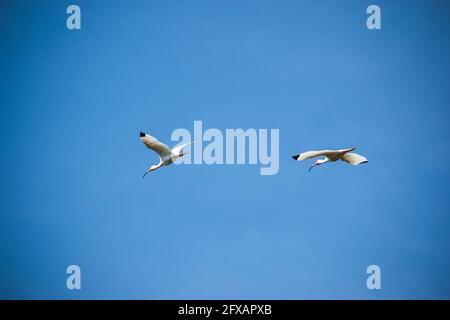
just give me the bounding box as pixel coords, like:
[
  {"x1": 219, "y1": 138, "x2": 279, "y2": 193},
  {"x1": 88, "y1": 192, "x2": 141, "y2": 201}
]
[{"x1": 140, "y1": 132, "x2": 145, "y2": 137}]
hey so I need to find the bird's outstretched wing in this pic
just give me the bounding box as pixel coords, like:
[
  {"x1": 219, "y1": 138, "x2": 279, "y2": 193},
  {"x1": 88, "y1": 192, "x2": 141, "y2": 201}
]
[
  {"x1": 140, "y1": 132, "x2": 171, "y2": 158},
  {"x1": 171, "y1": 140, "x2": 196, "y2": 155},
  {"x1": 292, "y1": 150, "x2": 340, "y2": 161},
  {"x1": 340, "y1": 153, "x2": 368, "y2": 165}
]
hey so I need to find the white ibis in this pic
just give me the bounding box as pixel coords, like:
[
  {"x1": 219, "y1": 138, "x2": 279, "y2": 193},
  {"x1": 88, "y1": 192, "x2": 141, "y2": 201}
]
[
  {"x1": 292, "y1": 147, "x2": 368, "y2": 171},
  {"x1": 140, "y1": 132, "x2": 195, "y2": 177}
]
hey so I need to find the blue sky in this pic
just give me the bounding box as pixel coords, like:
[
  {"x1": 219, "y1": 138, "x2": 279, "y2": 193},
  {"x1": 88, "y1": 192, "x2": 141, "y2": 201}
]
[{"x1": 0, "y1": 0, "x2": 449, "y2": 299}]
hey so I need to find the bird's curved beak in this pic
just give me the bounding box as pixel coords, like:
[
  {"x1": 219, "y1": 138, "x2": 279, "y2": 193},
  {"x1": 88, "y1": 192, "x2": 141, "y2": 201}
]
[{"x1": 143, "y1": 168, "x2": 152, "y2": 178}]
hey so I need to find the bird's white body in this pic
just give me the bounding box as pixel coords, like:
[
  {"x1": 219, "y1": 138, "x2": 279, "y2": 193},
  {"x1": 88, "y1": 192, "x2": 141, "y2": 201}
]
[
  {"x1": 140, "y1": 132, "x2": 194, "y2": 177},
  {"x1": 292, "y1": 147, "x2": 368, "y2": 171}
]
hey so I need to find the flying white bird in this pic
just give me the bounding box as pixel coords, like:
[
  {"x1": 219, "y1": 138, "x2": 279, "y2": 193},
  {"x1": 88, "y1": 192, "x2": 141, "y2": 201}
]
[
  {"x1": 140, "y1": 132, "x2": 195, "y2": 177},
  {"x1": 292, "y1": 147, "x2": 368, "y2": 171}
]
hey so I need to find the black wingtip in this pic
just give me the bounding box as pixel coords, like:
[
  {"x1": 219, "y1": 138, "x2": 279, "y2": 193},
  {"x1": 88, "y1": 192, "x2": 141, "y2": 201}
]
[
  {"x1": 292, "y1": 155, "x2": 300, "y2": 161},
  {"x1": 140, "y1": 132, "x2": 145, "y2": 137}
]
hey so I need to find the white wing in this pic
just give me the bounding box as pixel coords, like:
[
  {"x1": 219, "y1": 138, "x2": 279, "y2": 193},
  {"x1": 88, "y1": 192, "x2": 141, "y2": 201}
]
[
  {"x1": 171, "y1": 140, "x2": 195, "y2": 155},
  {"x1": 292, "y1": 150, "x2": 340, "y2": 161},
  {"x1": 140, "y1": 132, "x2": 171, "y2": 158},
  {"x1": 341, "y1": 153, "x2": 368, "y2": 165}
]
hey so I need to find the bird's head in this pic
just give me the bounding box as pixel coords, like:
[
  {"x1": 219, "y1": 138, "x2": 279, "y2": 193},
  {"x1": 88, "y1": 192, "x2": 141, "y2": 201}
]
[
  {"x1": 309, "y1": 159, "x2": 326, "y2": 172},
  {"x1": 143, "y1": 164, "x2": 159, "y2": 178}
]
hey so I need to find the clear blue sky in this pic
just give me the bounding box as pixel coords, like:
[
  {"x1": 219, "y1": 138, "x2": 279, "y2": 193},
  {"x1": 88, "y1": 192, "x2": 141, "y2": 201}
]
[{"x1": 1, "y1": 0, "x2": 449, "y2": 299}]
